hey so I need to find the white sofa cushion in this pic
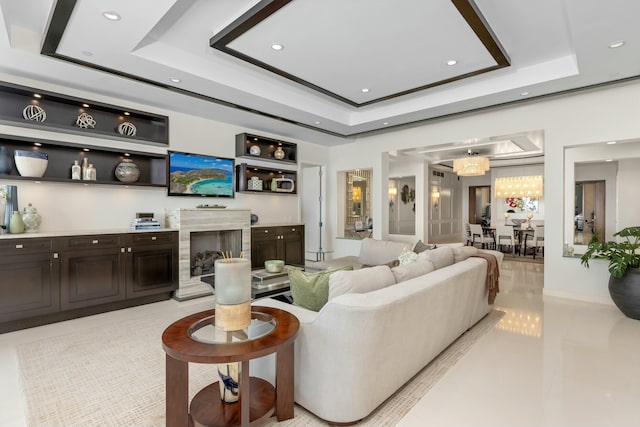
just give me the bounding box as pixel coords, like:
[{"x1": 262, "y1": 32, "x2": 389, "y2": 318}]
[
  {"x1": 453, "y1": 245, "x2": 479, "y2": 263},
  {"x1": 418, "y1": 246, "x2": 455, "y2": 270},
  {"x1": 358, "y1": 238, "x2": 412, "y2": 266},
  {"x1": 391, "y1": 259, "x2": 435, "y2": 283},
  {"x1": 328, "y1": 265, "x2": 396, "y2": 300}
]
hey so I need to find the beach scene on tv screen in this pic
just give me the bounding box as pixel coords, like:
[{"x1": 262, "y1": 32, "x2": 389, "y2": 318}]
[{"x1": 169, "y1": 153, "x2": 233, "y2": 196}]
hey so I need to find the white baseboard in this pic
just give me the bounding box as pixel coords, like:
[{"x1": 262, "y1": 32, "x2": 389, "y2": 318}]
[{"x1": 543, "y1": 288, "x2": 613, "y2": 306}]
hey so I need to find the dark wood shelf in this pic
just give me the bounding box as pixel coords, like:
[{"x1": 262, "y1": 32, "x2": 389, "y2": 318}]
[
  {"x1": 235, "y1": 132, "x2": 297, "y2": 164},
  {"x1": 0, "y1": 81, "x2": 168, "y2": 145},
  {"x1": 0, "y1": 134, "x2": 166, "y2": 187},
  {"x1": 236, "y1": 162, "x2": 297, "y2": 195}
]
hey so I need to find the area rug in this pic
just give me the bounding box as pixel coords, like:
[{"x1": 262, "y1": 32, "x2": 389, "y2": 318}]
[{"x1": 17, "y1": 309, "x2": 504, "y2": 427}]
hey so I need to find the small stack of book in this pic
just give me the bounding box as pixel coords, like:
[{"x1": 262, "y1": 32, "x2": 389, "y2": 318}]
[{"x1": 131, "y1": 213, "x2": 160, "y2": 230}]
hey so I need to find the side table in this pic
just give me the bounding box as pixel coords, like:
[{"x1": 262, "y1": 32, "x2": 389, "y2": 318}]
[{"x1": 162, "y1": 306, "x2": 300, "y2": 427}]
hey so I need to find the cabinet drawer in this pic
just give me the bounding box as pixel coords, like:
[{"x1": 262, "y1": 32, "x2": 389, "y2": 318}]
[
  {"x1": 0, "y1": 238, "x2": 54, "y2": 255},
  {"x1": 62, "y1": 235, "x2": 122, "y2": 250},
  {"x1": 128, "y1": 231, "x2": 176, "y2": 245}
]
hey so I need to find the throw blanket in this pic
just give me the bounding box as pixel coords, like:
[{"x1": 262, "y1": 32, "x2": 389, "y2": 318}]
[{"x1": 471, "y1": 253, "x2": 500, "y2": 304}]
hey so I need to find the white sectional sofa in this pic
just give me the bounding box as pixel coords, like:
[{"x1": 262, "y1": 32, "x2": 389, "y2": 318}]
[{"x1": 252, "y1": 241, "x2": 503, "y2": 424}]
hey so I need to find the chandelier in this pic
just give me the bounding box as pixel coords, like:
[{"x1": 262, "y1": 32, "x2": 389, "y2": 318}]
[
  {"x1": 452, "y1": 149, "x2": 490, "y2": 176},
  {"x1": 494, "y1": 176, "x2": 544, "y2": 198}
]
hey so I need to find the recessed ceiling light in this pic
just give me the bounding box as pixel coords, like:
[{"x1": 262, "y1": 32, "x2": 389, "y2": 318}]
[
  {"x1": 361, "y1": 88, "x2": 370, "y2": 93},
  {"x1": 608, "y1": 40, "x2": 625, "y2": 49},
  {"x1": 102, "y1": 11, "x2": 121, "y2": 21},
  {"x1": 271, "y1": 43, "x2": 284, "y2": 51},
  {"x1": 606, "y1": 159, "x2": 613, "y2": 162},
  {"x1": 34, "y1": 142, "x2": 42, "y2": 147},
  {"x1": 520, "y1": 91, "x2": 530, "y2": 96},
  {"x1": 447, "y1": 60, "x2": 457, "y2": 66},
  {"x1": 83, "y1": 148, "x2": 90, "y2": 152},
  {"x1": 314, "y1": 121, "x2": 321, "y2": 125},
  {"x1": 170, "y1": 78, "x2": 181, "y2": 83},
  {"x1": 82, "y1": 103, "x2": 90, "y2": 108},
  {"x1": 383, "y1": 122, "x2": 389, "y2": 126},
  {"x1": 123, "y1": 111, "x2": 130, "y2": 116},
  {"x1": 33, "y1": 93, "x2": 41, "y2": 98},
  {"x1": 607, "y1": 141, "x2": 617, "y2": 145}
]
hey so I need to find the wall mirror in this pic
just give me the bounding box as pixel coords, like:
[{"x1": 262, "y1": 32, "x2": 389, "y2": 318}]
[
  {"x1": 344, "y1": 169, "x2": 372, "y2": 238},
  {"x1": 389, "y1": 176, "x2": 416, "y2": 235},
  {"x1": 564, "y1": 139, "x2": 640, "y2": 254}
]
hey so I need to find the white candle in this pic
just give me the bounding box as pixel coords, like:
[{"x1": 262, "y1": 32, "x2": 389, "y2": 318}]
[{"x1": 214, "y1": 258, "x2": 251, "y2": 305}]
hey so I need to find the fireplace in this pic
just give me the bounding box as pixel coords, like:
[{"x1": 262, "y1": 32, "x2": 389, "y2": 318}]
[
  {"x1": 190, "y1": 229, "x2": 242, "y2": 277},
  {"x1": 166, "y1": 208, "x2": 251, "y2": 301}
]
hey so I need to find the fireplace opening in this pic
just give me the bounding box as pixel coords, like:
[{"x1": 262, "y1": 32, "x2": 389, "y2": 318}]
[{"x1": 190, "y1": 229, "x2": 242, "y2": 277}]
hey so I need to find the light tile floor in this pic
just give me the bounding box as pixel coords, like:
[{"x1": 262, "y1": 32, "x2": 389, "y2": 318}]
[{"x1": 1, "y1": 260, "x2": 639, "y2": 426}]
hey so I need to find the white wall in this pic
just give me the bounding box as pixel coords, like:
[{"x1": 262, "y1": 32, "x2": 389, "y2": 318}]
[
  {"x1": 617, "y1": 159, "x2": 640, "y2": 230},
  {"x1": 327, "y1": 80, "x2": 640, "y2": 304}
]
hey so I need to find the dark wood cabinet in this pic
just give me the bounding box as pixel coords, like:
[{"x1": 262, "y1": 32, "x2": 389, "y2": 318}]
[
  {"x1": 125, "y1": 232, "x2": 178, "y2": 298},
  {"x1": 236, "y1": 162, "x2": 297, "y2": 195},
  {"x1": 235, "y1": 132, "x2": 297, "y2": 164},
  {"x1": 251, "y1": 225, "x2": 304, "y2": 269},
  {"x1": 60, "y1": 246, "x2": 126, "y2": 311},
  {"x1": 0, "y1": 134, "x2": 167, "y2": 187},
  {"x1": 0, "y1": 230, "x2": 178, "y2": 332},
  {"x1": 0, "y1": 238, "x2": 60, "y2": 323}
]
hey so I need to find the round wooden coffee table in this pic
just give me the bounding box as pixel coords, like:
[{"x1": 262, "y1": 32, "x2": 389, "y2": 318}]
[{"x1": 162, "y1": 306, "x2": 299, "y2": 427}]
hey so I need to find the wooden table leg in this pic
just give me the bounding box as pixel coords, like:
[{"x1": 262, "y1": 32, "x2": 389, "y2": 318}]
[
  {"x1": 240, "y1": 360, "x2": 250, "y2": 427},
  {"x1": 275, "y1": 342, "x2": 295, "y2": 421},
  {"x1": 166, "y1": 354, "x2": 189, "y2": 427}
]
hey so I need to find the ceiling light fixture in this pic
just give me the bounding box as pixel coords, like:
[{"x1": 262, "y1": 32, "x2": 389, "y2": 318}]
[
  {"x1": 123, "y1": 111, "x2": 130, "y2": 116},
  {"x1": 606, "y1": 141, "x2": 617, "y2": 145},
  {"x1": 314, "y1": 121, "x2": 321, "y2": 125},
  {"x1": 102, "y1": 11, "x2": 121, "y2": 21},
  {"x1": 361, "y1": 88, "x2": 370, "y2": 93},
  {"x1": 494, "y1": 176, "x2": 544, "y2": 198},
  {"x1": 82, "y1": 103, "x2": 89, "y2": 108},
  {"x1": 520, "y1": 91, "x2": 530, "y2": 96},
  {"x1": 608, "y1": 40, "x2": 625, "y2": 49},
  {"x1": 383, "y1": 122, "x2": 389, "y2": 126},
  {"x1": 271, "y1": 43, "x2": 284, "y2": 51},
  {"x1": 447, "y1": 60, "x2": 457, "y2": 66},
  {"x1": 33, "y1": 93, "x2": 41, "y2": 98},
  {"x1": 170, "y1": 78, "x2": 181, "y2": 83},
  {"x1": 453, "y1": 149, "x2": 490, "y2": 176}
]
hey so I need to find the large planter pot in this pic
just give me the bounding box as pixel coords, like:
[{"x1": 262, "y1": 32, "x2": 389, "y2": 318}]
[{"x1": 609, "y1": 268, "x2": 640, "y2": 320}]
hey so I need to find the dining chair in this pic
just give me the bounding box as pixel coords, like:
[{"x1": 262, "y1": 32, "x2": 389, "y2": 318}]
[
  {"x1": 495, "y1": 224, "x2": 516, "y2": 254},
  {"x1": 464, "y1": 223, "x2": 473, "y2": 246},
  {"x1": 524, "y1": 225, "x2": 545, "y2": 258},
  {"x1": 469, "y1": 223, "x2": 494, "y2": 249}
]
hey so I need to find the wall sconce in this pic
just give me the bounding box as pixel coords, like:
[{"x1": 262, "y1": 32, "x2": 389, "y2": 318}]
[
  {"x1": 388, "y1": 183, "x2": 397, "y2": 209},
  {"x1": 352, "y1": 186, "x2": 362, "y2": 202},
  {"x1": 431, "y1": 190, "x2": 440, "y2": 209}
]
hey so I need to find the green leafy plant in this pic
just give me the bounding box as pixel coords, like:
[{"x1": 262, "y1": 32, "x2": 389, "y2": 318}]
[{"x1": 580, "y1": 226, "x2": 640, "y2": 278}]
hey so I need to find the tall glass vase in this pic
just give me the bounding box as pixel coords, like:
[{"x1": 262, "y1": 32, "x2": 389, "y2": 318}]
[{"x1": 3, "y1": 185, "x2": 18, "y2": 233}]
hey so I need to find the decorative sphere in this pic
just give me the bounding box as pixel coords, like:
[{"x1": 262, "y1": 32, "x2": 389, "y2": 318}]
[
  {"x1": 22, "y1": 105, "x2": 47, "y2": 122},
  {"x1": 117, "y1": 121, "x2": 137, "y2": 136}
]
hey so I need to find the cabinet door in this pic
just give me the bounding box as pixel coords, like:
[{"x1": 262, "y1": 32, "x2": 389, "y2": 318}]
[
  {"x1": 0, "y1": 252, "x2": 60, "y2": 323},
  {"x1": 125, "y1": 235, "x2": 178, "y2": 298},
  {"x1": 279, "y1": 225, "x2": 305, "y2": 267},
  {"x1": 251, "y1": 227, "x2": 279, "y2": 268},
  {"x1": 60, "y1": 247, "x2": 126, "y2": 310}
]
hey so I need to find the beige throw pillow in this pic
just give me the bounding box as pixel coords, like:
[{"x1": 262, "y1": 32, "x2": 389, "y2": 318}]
[
  {"x1": 418, "y1": 246, "x2": 455, "y2": 270},
  {"x1": 453, "y1": 246, "x2": 479, "y2": 263},
  {"x1": 328, "y1": 265, "x2": 396, "y2": 300},
  {"x1": 391, "y1": 259, "x2": 435, "y2": 283}
]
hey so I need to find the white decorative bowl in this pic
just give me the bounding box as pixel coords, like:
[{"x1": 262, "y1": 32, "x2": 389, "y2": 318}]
[
  {"x1": 14, "y1": 150, "x2": 48, "y2": 177},
  {"x1": 511, "y1": 219, "x2": 527, "y2": 226},
  {"x1": 264, "y1": 260, "x2": 285, "y2": 273}
]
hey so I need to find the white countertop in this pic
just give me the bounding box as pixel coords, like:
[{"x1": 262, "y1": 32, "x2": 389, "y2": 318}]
[{"x1": 0, "y1": 228, "x2": 177, "y2": 239}]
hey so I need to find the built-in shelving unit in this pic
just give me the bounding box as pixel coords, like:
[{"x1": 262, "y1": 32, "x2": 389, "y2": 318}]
[
  {"x1": 0, "y1": 81, "x2": 169, "y2": 146},
  {"x1": 236, "y1": 162, "x2": 297, "y2": 195},
  {"x1": 235, "y1": 132, "x2": 297, "y2": 164},
  {"x1": 0, "y1": 134, "x2": 167, "y2": 187}
]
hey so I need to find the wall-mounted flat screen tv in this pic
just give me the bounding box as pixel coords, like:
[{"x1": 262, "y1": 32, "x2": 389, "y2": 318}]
[{"x1": 167, "y1": 151, "x2": 234, "y2": 197}]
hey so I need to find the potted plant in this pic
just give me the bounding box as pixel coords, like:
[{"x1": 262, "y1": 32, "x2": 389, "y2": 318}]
[{"x1": 580, "y1": 226, "x2": 640, "y2": 320}]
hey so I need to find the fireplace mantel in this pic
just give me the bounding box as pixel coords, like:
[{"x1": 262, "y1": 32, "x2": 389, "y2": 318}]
[{"x1": 166, "y1": 208, "x2": 251, "y2": 300}]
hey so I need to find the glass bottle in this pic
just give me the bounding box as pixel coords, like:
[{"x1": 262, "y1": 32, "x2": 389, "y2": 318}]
[
  {"x1": 87, "y1": 164, "x2": 96, "y2": 181},
  {"x1": 81, "y1": 158, "x2": 89, "y2": 180},
  {"x1": 71, "y1": 160, "x2": 81, "y2": 180}
]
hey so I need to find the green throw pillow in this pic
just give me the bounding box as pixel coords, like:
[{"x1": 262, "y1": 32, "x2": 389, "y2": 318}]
[{"x1": 289, "y1": 266, "x2": 353, "y2": 312}]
